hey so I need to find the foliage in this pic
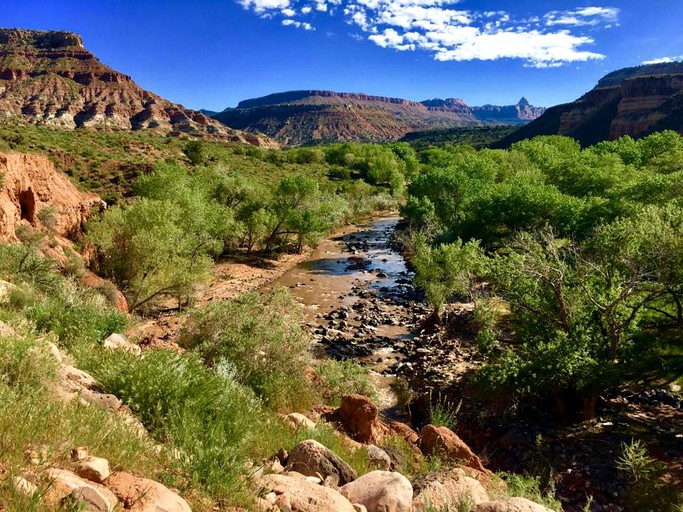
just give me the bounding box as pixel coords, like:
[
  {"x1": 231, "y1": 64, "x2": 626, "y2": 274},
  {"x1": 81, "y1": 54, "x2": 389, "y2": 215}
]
[
  {"x1": 617, "y1": 440, "x2": 683, "y2": 511},
  {"x1": 427, "y1": 389, "x2": 461, "y2": 430},
  {"x1": 403, "y1": 131, "x2": 683, "y2": 418},
  {"x1": 411, "y1": 233, "x2": 483, "y2": 317},
  {"x1": 183, "y1": 140, "x2": 204, "y2": 165},
  {"x1": 316, "y1": 359, "x2": 376, "y2": 405},
  {"x1": 179, "y1": 289, "x2": 315, "y2": 410}
]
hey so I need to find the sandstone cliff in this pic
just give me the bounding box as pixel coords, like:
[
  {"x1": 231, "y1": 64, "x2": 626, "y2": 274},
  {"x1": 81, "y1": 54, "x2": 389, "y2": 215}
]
[
  {"x1": 0, "y1": 151, "x2": 100, "y2": 242},
  {"x1": 0, "y1": 28, "x2": 275, "y2": 146},
  {"x1": 215, "y1": 90, "x2": 482, "y2": 145},
  {"x1": 216, "y1": 90, "x2": 544, "y2": 145},
  {"x1": 494, "y1": 62, "x2": 683, "y2": 147}
]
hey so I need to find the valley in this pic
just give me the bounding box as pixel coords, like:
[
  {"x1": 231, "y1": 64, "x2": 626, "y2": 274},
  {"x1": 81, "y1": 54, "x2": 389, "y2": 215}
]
[{"x1": 0, "y1": 23, "x2": 682, "y2": 512}]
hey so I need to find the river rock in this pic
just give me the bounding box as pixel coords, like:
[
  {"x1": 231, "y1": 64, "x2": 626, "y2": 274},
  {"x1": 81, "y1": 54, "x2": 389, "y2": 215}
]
[
  {"x1": 420, "y1": 424, "x2": 489, "y2": 474},
  {"x1": 287, "y1": 439, "x2": 357, "y2": 486},
  {"x1": 106, "y1": 471, "x2": 191, "y2": 512},
  {"x1": 472, "y1": 498, "x2": 555, "y2": 512},
  {"x1": 412, "y1": 468, "x2": 489, "y2": 512},
  {"x1": 340, "y1": 471, "x2": 412, "y2": 512},
  {"x1": 46, "y1": 468, "x2": 118, "y2": 512},
  {"x1": 260, "y1": 473, "x2": 356, "y2": 512},
  {"x1": 365, "y1": 445, "x2": 391, "y2": 470}
]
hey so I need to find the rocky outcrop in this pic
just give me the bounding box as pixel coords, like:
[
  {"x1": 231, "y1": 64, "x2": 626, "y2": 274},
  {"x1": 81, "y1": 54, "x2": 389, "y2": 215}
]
[
  {"x1": 495, "y1": 62, "x2": 683, "y2": 147},
  {"x1": 215, "y1": 90, "x2": 544, "y2": 145},
  {"x1": 0, "y1": 151, "x2": 101, "y2": 242},
  {"x1": 214, "y1": 90, "x2": 480, "y2": 145},
  {"x1": 0, "y1": 28, "x2": 274, "y2": 146},
  {"x1": 472, "y1": 498, "x2": 555, "y2": 512}
]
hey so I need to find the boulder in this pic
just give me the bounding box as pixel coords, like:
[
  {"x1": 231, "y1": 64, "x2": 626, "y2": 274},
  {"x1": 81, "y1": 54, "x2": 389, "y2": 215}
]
[
  {"x1": 286, "y1": 413, "x2": 316, "y2": 430},
  {"x1": 412, "y1": 468, "x2": 489, "y2": 512},
  {"x1": 260, "y1": 473, "x2": 356, "y2": 512},
  {"x1": 103, "y1": 333, "x2": 140, "y2": 356},
  {"x1": 336, "y1": 394, "x2": 387, "y2": 444},
  {"x1": 287, "y1": 439, "x2": 357, "y2": 486},
  {"x1": 420, "y1": 424, "x2": 489, "y2": 474},
  {"x1": 365, "y1": 445, "x2": 391, "y2": 470},
  {"x1": 472, "y1": 498, "x2": 555, "y2": 512},
  {"x1": 340, "y1": 471, "x2": 412, "y2": 512},
  {"x1": 46, "y1": 468, "x2": 118, "y2": 512},
  {"x1": 106, "y1": 472, "x2": 191, "y2": 512}
]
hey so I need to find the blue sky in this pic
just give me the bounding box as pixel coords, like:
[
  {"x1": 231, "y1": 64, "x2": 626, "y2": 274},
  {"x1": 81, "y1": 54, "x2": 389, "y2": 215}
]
[{"x1": 2, "y1": 1, "x2": 682, "y2": 111}]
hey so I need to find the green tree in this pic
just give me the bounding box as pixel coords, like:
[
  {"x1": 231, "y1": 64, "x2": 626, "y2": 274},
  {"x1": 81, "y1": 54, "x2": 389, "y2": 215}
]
[{"x1": 411, "y1": 233, "x2": 483, "y2": 321}]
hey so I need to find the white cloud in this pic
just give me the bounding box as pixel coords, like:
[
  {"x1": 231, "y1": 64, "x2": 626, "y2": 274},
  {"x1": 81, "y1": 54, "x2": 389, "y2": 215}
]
[
  {"x1": 237, "y1": 0, "x2": 618, "y2": 67},
  {"x1": 239, "y1": 0, "x2": 290, "y2": 14},
  {"x1": 282, "y1": 18, "x2": 315, "y2": 29},
  {"x1": 643, "y1": 55, "x2": 683, "y2": 65},
  {"x1": 545, "y1": 7, "x2": 619, "y2": 27}
]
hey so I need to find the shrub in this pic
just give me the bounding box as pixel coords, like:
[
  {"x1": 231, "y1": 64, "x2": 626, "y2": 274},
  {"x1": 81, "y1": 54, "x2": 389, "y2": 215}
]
[
  {"x1": 81, "y1": 348, "x2": 260, "y2": 502},
  {"x1": 316, "y1": 359, "x2": 376, "y2": 405},
  {"x1": 179, "y1": 289, "x2": 316, "y2": 410}
]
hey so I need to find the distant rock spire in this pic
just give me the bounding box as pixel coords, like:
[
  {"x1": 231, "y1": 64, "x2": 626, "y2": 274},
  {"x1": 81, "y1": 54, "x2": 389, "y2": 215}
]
[{"x1": 517, "y1": 97, "x2": 530, "y2": 107}]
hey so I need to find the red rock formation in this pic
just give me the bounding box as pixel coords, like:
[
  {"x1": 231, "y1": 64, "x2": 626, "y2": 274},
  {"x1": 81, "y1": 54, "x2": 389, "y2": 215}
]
[
  {"x1": 496, "y1": 62, "x2": 683, "y2": 148},
  {"x1": 0, "y1": 28, "x2": 276, "y2": 147},
  {"x1": 0, "y1": 152, "x2": 101, "y2": 242}
]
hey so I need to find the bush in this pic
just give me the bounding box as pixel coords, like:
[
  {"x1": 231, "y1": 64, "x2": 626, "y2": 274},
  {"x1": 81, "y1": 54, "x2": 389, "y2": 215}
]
[
  {"x1": 179, "y1": 289, "x2": 316, "y2": 410},
  {"x1": 82, "y1": 348, "x2": 260, "y2": 502},
  {"x1": 316, "y1": 359, "x2": 376, "y2": 405}
]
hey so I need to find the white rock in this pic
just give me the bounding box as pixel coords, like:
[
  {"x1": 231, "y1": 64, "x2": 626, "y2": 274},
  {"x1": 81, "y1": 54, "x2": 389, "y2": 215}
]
[
  {"x1": 74, "y1": 456, "x2": 110, "y2": 483},
  {"x1": 286, "y1": 412, "x2": 316, "y2": 430},
  {"x1": 341, "y1": 471, "x2": 413, "y2": 512},
  {"x1": 47, "y1": 468, "x2": 117, "y2": 512},
  {"x1": 473, "y1": 498, "x2": 556, "y2": 512},
  {"x1": 12, "y1": 476, "x2": 38, "y2": 496},
  {"x1": 260, "y1": 473, "x2": 356, "y2": 512},
  {"x1": 103, "y1": 333, "x2": 141, "y2": 356}
]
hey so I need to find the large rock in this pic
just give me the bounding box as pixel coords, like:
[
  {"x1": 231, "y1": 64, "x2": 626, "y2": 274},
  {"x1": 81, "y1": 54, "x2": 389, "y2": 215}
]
[
  {"x1": 106, "y1": 472, "x2": 191, "y2": 512},
  {"x1": 340, "y1": 471, "x2": 412, "y2": 512},
  {"x1": 412, "y1": 468, "x2": 489, "y2": 512},
  {"x1": 472, "y1": 498, "x2": 555, "y2": 512},
  {"x1": 287, "y1": 439, "x2": 357, "y2": 486},
  {"x1": 336, "y1": 394, "x2": 387, "y2": 444},
  {"x1": 365, "y1": 445, "x2": 391, "y2": 470},
  {"x1": 260, "y1": 473, "x2": 356, "y2": 512},
  {"x1": 420, "y1": 424, "x2": 489, "y2": 474},
  {"x1": 46, "y1": 468, "x2": 118, "y2": 512}
]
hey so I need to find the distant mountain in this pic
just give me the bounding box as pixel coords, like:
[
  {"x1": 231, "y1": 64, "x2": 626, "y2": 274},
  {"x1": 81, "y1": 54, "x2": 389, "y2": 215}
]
[
  {"x1": 494, "y1": 62, "x2": 683, "y2": 148},
  {"x1": 213, "y1": 91, "x2": 544, "y2": 145},
  {"x1": 422, "y1": 97, "x2": 544, "y2": 125},
  {"x1": 0, "y1": 28, "x2": 273, "y2": 146}
]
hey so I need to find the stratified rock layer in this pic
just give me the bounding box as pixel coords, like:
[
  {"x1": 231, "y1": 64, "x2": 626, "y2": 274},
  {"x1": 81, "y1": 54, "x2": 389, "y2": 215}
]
[
  {"x1": 0, "y1": 28, "x2": 274, "y2": 146},
  {"x1": 495, "y1": 62, "x2": 683, "y2": 147}
]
